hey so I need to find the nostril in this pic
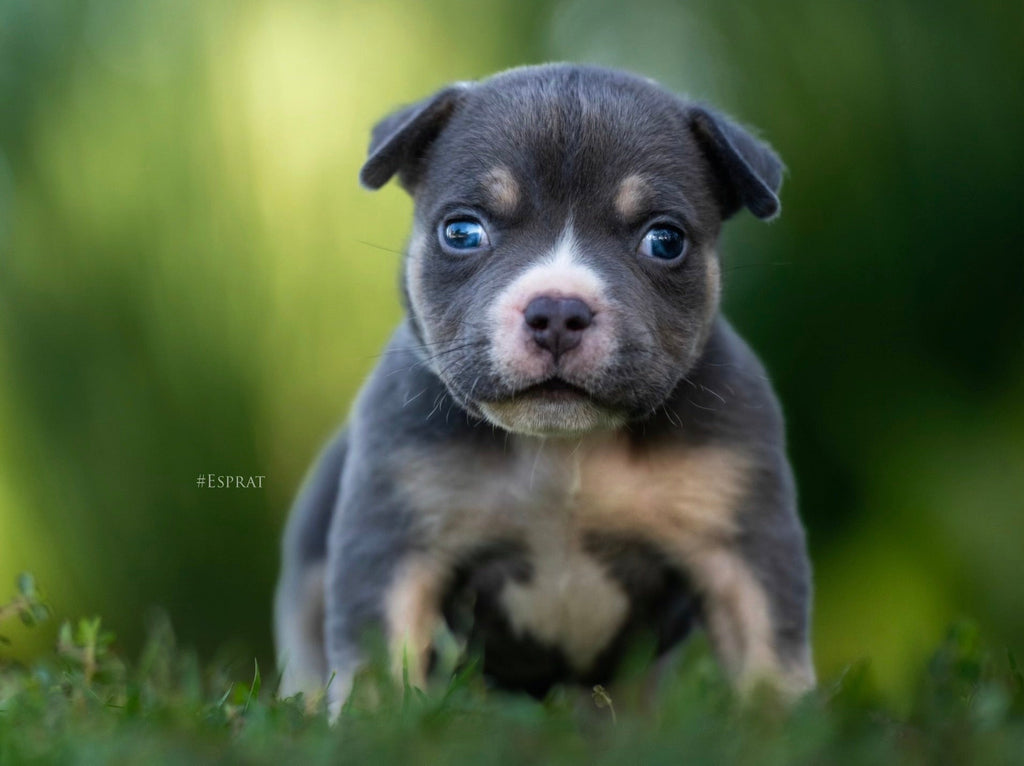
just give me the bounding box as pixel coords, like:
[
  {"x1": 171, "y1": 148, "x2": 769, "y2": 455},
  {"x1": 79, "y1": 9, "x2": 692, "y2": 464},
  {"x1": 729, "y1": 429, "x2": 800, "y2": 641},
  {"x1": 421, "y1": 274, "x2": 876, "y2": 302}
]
[
  {"x1": 524, "y1": 296, "x2": 556, "y2": 333},
  {"x1": 560, "y1": 299, "x2": 593, "y2": 333},
  {"x1": 565, "y1": 315, "x2": 587, "y2": 332}
]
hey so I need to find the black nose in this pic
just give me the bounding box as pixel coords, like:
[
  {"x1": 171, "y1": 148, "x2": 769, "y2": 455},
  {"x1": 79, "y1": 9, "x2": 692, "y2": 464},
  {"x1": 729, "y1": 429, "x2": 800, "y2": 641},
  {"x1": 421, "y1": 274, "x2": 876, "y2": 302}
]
[{"x1": 523, "y1": 295, "x2": 594, "y2": 361}]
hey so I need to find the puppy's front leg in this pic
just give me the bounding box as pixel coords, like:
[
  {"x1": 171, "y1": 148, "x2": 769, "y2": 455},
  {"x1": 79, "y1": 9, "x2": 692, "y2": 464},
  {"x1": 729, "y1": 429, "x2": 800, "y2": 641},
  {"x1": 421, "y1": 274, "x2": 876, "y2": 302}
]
[
  {"x1": 383, "y1": 556, "x2": 447, "y2": 688},
  {"x1": 323, "y1": 481, "x2": 446, "y2": 718},
  {"x1": 321, "y1": 489, "x2": 411, "y2": 716},
  {"x1": 689, "y1": 527, "x2": 815, "y2": 699}
]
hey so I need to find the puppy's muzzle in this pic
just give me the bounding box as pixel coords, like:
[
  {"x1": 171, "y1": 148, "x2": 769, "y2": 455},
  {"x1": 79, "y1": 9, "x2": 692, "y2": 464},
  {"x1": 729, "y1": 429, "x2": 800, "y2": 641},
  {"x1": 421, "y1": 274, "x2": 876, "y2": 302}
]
[{"x1": 523, "y1": 295, "x2": 594, "y2": 363}]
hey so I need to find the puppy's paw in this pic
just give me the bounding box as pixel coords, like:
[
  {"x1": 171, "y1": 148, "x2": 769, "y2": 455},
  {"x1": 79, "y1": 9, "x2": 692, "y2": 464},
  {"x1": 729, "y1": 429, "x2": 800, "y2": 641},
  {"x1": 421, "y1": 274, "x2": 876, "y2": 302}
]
[
  {"x1": 389, "y1": 642, "x2": 428, "y2": 692},
  {"x1": 737, "y1": 661, "x2": 817, "y2": 705},
  {"x1": 325, "y1": 668, "x2": 355, "y2": 725},
  {"x1": 327, "y1": 697, "x2": 344, "y2": 724}
]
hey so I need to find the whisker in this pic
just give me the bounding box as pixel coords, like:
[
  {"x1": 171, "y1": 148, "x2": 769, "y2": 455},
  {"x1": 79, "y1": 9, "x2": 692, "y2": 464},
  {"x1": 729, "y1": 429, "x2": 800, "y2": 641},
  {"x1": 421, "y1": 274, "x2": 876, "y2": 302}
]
[
  {"x1": 393, "y1": 333, "x2": 491, "y2": 352},
  {"x1": 354, "y1": 239, "x2": 405, "y2": 256},
  {"x1": 418, "y1": 342, "x2": 488, "y2": 366},
  {"x1": 686, "y1": 398, "x2": 720, "y2": 412},
  {"x1": 426, "y1": 391, "x2": 446, "y2": 421},
  {"x1": 699, "y1": 384, "x2": 726, "y2": 404},
  {"x1": 403, "y1": 387, "x2": 428, "y2": 407},
  {"x1": 382, "y1": 340, "x2": 488, "y2": 378},
  {"x1": 661, "y1": 404, "x2": 683, "y2": 429}
]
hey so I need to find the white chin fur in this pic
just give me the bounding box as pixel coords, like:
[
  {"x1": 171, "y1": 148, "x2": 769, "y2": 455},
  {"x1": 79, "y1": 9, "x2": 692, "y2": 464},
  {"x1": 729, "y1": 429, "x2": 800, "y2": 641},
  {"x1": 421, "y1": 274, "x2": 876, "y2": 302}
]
[{"x1": 478, "y1": 398, "x2": 626, "y2": 437}]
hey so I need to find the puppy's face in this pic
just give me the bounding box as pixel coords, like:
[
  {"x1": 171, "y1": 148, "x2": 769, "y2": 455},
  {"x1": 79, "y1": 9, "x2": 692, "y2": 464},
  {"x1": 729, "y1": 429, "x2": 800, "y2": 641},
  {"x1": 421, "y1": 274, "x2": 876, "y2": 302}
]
[{"x1": 362, "y1": 66, "x2": 782, "y2": 436}]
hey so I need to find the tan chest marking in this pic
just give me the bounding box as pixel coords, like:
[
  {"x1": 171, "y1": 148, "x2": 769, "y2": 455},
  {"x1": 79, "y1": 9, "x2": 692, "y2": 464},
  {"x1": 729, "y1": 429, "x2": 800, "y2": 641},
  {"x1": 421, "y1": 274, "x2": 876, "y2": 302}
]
[
  {"x1": 396, "y1": 441, "x2": 636, "y2": 668},
  {"x1": 392, "y1": 436, "x2": 810, "y2": 690},
  {"x1": 574, "y1": 440, "x2": 794, "y2": 685},
  {"x1": 574, "y1": 438, "x2": 746, "y2": 545},
  {"x1": 571, "y1": 439, "x2": 812, "y2": 692},
  {"x1": 395, "y1": 436, "x2": 752, "y2": 565}
]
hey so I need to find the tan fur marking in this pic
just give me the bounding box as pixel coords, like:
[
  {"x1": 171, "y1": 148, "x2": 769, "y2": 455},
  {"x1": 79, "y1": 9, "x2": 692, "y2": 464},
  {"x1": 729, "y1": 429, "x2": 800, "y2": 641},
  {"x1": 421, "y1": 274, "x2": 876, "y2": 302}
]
[
  {"x1": 384, "y1": 557, "x2": 446, "y2": 688},
  {"x1": 395, "y1": 438, "x2": 747, "y2": 563},
  {"x1": 483, "y1": 166, "x2": 520, "y2": 216},
  {"x1": 393, "y1": 441, "x2": 632, "y2": 671},
  {"x1": 693, "y1": 549, "x2": 778, "y2": 683},
  {"x1": 576, "y1": 440, "x2": 746, "y2": 544},
  {"x1": 392, "y1": 437, "x2": 811, "y2": 696},
  {"x1": 575, "y1": 438, "x2": 812, "y2": 696},
  {"x1": 697, "y1": 548, "x2": 815, "y2": 697},
  {"x1": 614, "y1": 173, "x2": 649, "y2": 220}
]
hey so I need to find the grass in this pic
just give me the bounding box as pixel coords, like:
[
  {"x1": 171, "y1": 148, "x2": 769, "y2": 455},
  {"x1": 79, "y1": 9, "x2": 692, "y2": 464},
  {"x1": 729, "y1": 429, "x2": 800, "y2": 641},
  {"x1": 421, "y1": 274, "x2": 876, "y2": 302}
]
[{"x1": 1, "y1": 576, "x2": 1023, "y2": 766}]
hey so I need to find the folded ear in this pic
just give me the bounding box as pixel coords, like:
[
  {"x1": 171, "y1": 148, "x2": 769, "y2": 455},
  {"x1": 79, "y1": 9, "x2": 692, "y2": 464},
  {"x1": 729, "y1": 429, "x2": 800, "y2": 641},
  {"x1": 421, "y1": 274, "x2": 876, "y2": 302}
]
[
  {"x1": 359, "y1": 84, "x2": 469, "y2": 192},
  {"x1": 687, "y1": 106, "x2": 784, "y2": 220}
]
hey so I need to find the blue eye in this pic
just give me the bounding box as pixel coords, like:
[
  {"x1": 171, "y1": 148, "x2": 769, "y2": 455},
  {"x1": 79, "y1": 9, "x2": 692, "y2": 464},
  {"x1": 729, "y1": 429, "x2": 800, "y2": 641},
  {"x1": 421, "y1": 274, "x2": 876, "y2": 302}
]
[
  {"x1": 441, "y1": 218, "x2": 490, "y2": 251},
  {"x1": 639, "y1": 225, "x2": 687, "y2": 261}
]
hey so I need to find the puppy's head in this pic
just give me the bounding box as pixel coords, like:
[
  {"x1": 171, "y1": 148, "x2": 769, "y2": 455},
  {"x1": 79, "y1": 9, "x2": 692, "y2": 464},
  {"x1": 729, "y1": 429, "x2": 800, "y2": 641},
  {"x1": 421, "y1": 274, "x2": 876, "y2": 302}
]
[{"x1": 361, "y1": 65, "x2": 782, "y2": 437}]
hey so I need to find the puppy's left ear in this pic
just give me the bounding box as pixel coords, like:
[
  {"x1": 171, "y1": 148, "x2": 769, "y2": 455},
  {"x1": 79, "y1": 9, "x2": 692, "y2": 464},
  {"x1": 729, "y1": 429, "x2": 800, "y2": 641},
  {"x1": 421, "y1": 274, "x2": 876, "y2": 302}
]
[
  {"x1": 687, "y1": 106, "x2": 784, "y2": 220},
  {"x1": 360, "y1": 84, "x2": 470, "y2": 192}
]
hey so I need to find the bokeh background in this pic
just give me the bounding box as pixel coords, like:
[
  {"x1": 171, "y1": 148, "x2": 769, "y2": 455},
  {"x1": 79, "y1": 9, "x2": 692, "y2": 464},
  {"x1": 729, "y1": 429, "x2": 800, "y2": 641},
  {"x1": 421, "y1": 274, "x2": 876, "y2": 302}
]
[{"x1": 1, "y1": 0, "x2": 1021, "y2": 704}]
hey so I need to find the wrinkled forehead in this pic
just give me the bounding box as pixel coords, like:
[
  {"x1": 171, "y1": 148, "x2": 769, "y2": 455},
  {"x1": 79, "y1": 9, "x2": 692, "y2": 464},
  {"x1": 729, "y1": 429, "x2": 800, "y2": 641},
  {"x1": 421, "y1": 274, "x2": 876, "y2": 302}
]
[{"x1": 417, "y1": 78, "x2": 720, "y2": 233}]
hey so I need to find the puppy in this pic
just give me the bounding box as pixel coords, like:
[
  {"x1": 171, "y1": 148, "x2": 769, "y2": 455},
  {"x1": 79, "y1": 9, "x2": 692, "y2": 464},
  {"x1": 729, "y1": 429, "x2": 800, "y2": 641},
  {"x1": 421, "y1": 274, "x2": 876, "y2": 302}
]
[{"x1": 274, "y1": 64, "x2": 815, "y2": 715}]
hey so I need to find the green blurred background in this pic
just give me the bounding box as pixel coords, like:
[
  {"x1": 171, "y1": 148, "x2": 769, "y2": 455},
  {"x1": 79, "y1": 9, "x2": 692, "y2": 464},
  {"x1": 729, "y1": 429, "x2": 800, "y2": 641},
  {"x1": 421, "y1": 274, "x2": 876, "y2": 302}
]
[{"x1": 0, "y1": 0, "x2": 1021, "y2": 703}]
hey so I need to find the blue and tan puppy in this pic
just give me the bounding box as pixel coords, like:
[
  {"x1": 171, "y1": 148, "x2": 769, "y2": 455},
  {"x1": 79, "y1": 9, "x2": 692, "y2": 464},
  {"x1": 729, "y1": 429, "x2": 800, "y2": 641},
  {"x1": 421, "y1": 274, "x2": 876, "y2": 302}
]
[{"x1": 274, "y1": 64, "x2": 815, "y2": 715}]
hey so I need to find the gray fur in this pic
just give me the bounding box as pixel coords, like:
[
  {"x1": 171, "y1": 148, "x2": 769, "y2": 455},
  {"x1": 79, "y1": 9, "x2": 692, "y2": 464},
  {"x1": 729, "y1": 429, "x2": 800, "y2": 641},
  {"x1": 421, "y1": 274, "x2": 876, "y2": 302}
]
[
  {"x1": 274, "y1": 64, "x2": 813, "y2": 707},
  {"x1": 273, "y1": 428, "x2": 347, "y2": 695}
]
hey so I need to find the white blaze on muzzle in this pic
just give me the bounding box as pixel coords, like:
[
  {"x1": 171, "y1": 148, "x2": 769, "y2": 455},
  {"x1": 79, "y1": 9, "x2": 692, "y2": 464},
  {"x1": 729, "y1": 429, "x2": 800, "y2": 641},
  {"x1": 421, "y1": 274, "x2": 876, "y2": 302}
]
[{"x1": 488, "y1": 224, "x2": 617, "y2": 387}]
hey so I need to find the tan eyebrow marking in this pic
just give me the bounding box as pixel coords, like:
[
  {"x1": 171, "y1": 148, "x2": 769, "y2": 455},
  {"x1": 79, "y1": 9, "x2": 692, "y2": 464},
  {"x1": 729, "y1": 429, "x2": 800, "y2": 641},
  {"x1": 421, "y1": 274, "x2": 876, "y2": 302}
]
[
  {"x1": 614, "y1": 173, "x2": 649, "y2": 220},
  {"x1": 483, "y1": 166, "x2": 520, "y2": 216}
]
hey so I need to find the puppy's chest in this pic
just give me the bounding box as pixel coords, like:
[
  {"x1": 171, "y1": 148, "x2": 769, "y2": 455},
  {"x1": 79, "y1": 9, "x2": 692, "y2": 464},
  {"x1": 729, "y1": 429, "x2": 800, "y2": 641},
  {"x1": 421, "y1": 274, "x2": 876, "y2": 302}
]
[
  {"x1": 400, "y1": 439, "x2": 742, "y2": 676},
  {"x1": 445, "y1": 509, "x2": 635, "y2": 676},
  {"x1": 440, "y1": 521, "x2": 698, "y2": 692},
  {"x1": 401, "y1": 437, "x2": 743, "y2": 558}
]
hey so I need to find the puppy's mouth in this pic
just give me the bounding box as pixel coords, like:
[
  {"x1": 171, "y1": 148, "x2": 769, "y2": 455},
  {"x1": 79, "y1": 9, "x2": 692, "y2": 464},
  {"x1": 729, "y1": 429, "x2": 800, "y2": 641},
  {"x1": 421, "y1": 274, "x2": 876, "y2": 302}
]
[
  {"x1": 513, "y1": 377, "x2": 592, "y2": 401},
  {"x1": 475, "y1": 376, "x2": 627, "y2": 436}
]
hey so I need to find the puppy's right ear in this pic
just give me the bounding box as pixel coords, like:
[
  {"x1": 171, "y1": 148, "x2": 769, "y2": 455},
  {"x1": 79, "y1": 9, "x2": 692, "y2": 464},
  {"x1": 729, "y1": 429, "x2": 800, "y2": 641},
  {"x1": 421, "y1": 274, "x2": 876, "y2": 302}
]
[{"x1": 359, "y1": 84, "x2": 469, "y2": 192}]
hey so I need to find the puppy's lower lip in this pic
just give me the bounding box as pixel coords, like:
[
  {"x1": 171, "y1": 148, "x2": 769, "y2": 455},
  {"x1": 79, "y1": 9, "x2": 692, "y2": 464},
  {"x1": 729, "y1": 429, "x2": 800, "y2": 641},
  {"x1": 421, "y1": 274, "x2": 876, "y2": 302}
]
[{"x1": 515, "y1": 378, "x2": 590, "y2": 399}]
